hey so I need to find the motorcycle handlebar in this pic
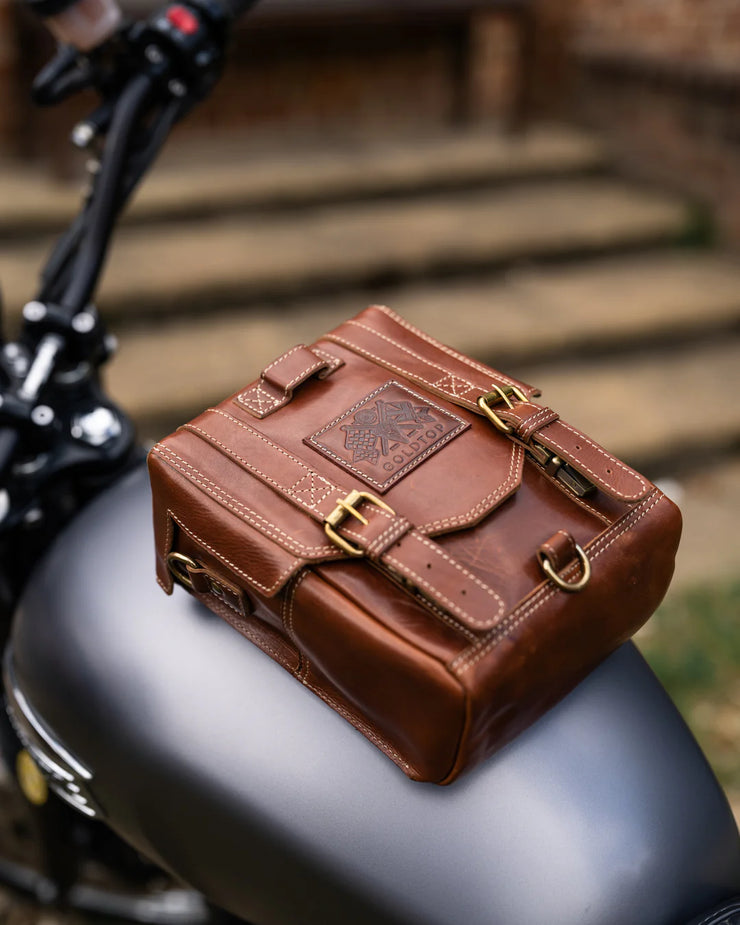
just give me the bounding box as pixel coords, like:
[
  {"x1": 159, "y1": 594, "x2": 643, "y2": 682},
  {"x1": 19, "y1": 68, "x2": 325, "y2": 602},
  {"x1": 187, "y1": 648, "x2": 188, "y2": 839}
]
[{"x1": 26, "y1": 0, "x2": 260, "y2": 49}]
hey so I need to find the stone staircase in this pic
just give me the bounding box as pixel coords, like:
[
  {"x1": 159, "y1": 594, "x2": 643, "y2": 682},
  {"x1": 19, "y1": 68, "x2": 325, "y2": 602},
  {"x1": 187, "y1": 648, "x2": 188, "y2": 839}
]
[{"x1": 1, "y1": 124, "x2": 739, "y2": 592}]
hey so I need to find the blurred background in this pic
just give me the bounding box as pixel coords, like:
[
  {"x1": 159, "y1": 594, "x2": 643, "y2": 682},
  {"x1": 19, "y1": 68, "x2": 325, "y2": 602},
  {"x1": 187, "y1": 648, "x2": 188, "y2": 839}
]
[{"x1": 0, "y1": 0, "x2": 739, "y2": 920}]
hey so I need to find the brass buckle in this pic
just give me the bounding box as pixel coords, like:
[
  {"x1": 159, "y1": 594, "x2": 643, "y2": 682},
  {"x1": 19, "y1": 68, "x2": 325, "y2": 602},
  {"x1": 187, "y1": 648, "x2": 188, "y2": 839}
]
[
  {"x1": 538, "y1": 543, "x2": 592, "y2": 593},
  {"x1": 167, "y1": 551, "x2": 201, "y2": 590},
  {"x1": 477, "y1": 385, "x2": 530, "y2": 434},
  {"x1": 324, "y1": 489, "x2": 395, "y2": 557}
]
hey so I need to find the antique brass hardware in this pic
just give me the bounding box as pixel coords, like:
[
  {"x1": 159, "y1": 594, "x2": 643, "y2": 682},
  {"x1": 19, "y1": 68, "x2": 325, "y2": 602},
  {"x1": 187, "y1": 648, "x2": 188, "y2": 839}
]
[
  {"x1": 324, "y1": 489, "x2": 396, "y2": 557},
  {"x1": 538, "y1": 543, "x2": 592, "y2": 593}
]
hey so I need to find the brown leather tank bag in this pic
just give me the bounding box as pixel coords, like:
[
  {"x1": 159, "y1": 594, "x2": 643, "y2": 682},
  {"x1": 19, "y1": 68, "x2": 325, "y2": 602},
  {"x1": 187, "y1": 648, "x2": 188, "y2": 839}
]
[{"x1": 148, "y1": 305, "x2": 682, "y2": 784}]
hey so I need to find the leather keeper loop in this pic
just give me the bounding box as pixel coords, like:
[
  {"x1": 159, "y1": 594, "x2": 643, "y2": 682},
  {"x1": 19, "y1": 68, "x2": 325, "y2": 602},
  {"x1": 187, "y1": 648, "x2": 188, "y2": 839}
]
[
  {"x1": 238, "y1": 346, "x2": 343, "y2": 419},
  {"x1": 537, "y1": 530, "x2": 578, "y2": 575},
  {"x1": 497, "y1": 402, "x2": 560, "y2": 444}
]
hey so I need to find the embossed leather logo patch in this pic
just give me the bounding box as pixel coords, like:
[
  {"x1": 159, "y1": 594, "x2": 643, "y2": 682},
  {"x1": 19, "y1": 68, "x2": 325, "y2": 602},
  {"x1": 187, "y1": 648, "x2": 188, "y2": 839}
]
[{"x1": 305, "y1": 381, "x2": 469, "y2": 492}]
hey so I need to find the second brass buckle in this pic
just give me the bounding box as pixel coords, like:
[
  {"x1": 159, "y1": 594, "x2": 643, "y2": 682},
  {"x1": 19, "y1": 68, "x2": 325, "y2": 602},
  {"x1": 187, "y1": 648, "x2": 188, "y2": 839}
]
[
  {"x1": 324, "y1": 489, "x2": 395, "y2": 557},
  {"x1": 477, "y1": 385, "x2": 530, "y2": 434}
]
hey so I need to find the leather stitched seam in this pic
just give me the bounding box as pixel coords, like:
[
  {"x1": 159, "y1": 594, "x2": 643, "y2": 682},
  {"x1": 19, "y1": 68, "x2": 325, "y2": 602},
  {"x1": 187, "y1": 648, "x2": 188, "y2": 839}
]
[
  {"x1": 340, "y1": 515, "x2": 480, "y2": 637},
  {"x1": 186, "y1": 423, "x2": 335, "y2": 516},
  {"x1": 374, "y1": 305, "x2": 525, "y2": 392},
  {"x1": 452, "y1": 492, "x2": 665, "y2": 673},
  {"x1": 289, "y1": 473, "x2": 334, "y2": 508},
  {"x1": 419, "y1": 443, "x2": 522, "y2": 532},
  {"x1": 347, "y1": 319, "x2": 484, "y2": 398},
  {"x1": 262, "y1": 344, "x2": 306, "y2": 376},
  {"x1": 535, "y1": 461, "x2": 614, "y2": 525},
  {"x1": 312, "y1": 347, "x2": 342, "y2": 373},
  {"x1": 208, "y1": 408, "x2": 345, "y2": 500},
  {"x1": 544, "y1": 423, "x2": 649, "y2": 498},
  {"x1": 301, "y1": 676, "x2": 413, "y2": 773},
  {"x1": 168, "y1": 510, "x2": 301, "y2": 595},
  {"x1": 409, "y1": 532, "x2": 504, "y2": 618},
  {"x1": 366, "y1": 518, "x2": 410, "y2": 558},
  {"x1": 417, "y1": 596, "x2": 478, "y2": 642},
  {"x1": 382, "y1": 541, "x2": 503, "y2": 627},
  {"x1": 383, "y1": 553, "x2": 482, "y2": 626},
  {"x1": 238, "y1": 382, "x2": 282, "y2": 415},
  {"x1": 207, "y1": 594, "x2": 291, "y2": 667},
  {"x1": 282, "y1": 357, "x2": 325, "y2": 393},
  {"x1": 153, "y1": 445, "x2": 339, "y2": 558},
  {"x1": 282, "y1": 570, "x2": 310, "y2": 682},
  {"x1": 325, "y1": 333, "x2": 481, "y2": 410},
  {"x1": 517, "y1": 405, "x2": 558, "y2": 440}
]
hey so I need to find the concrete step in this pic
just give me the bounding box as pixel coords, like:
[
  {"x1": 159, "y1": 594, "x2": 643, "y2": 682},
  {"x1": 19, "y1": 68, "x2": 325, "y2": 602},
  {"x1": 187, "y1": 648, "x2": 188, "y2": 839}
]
[
  {"x1": 514, "y1": 339, "x2": 740, "y2": 473},
  {"x1": 0, "y1": 178, "x2": 690, "y2": 321},
  {"x1": 104, "y1": 250, "x2": 740, "y2": 468},
  {"x1": 0, "y1": 126, "x2": 606, "y2": 238}
]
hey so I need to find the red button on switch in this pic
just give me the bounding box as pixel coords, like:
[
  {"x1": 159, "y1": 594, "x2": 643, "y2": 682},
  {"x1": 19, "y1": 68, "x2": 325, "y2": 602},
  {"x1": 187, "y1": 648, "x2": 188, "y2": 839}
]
[{"x1": 166, "y1": 5, "x2": 199, "y2": 35}]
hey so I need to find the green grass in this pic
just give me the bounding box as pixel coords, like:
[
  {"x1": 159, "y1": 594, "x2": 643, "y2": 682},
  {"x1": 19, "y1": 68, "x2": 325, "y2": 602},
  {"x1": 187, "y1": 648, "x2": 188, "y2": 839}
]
[{"x1": 637, "y1": 579, "x2": 740, "y2": 795}]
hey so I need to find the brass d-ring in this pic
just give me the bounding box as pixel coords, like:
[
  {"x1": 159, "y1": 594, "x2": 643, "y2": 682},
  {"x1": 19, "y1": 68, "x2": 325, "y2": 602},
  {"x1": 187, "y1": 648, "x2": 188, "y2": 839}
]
[
  {"x1": 167, "y1": 552, "x2": 201, "y2": 591},
  {"x1": 538, "y1": 544, "x2": 591, "y2": 593}
]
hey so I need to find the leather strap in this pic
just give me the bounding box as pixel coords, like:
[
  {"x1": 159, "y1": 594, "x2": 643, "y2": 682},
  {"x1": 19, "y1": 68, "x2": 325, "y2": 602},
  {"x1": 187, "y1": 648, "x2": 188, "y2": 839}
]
[
  {"x1": 324, "y1": 306, "x2": 650, "y2": 503},
  {"x1": 325, "y1": 310, "x2": 534, "y2": 413},
  {"x1": 185, "y1": 409, "x2": 505, "y2": 631},
  {"x1": 496, "y1": 402, "x2": 650, "y2": 502},
  {"x1": 237, "y1": 345, "x2": 343, "y2": 419}
]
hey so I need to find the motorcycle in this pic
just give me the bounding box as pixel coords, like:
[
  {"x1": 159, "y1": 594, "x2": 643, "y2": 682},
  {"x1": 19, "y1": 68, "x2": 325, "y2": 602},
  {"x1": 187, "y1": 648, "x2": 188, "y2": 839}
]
[{"x1": 1, "y1": 2, "x2": 740, "y2": 923}]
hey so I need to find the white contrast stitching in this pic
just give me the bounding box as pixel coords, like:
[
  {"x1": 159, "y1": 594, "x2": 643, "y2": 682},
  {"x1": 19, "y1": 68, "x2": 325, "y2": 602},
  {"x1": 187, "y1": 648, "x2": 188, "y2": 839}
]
[
  {"x1": 420, "y1": 444, "x2": 523, "y2": 533},
  {"x1": 433, "y1": 373, "x2": 478, "y2": 401},
  {"x1": 452, "y1": 492, "x2": 665, "y2": 673},
  {"x1": 325, "y1": 333, "x2": 481, "y2": 410},
  {"x1": 383, "y1": 553, "x2": 489, "y2": 627},
  {"x1": 186, "y1": 421, "x2": 337, "y2": 518},
  {"x1": 373, "y1": 305, "x2": 526, "y2": 391},
  {"x1": 210, "y1": 408, "x2": 343, "y2": 490},
  {"x1": 262, "y1": 344, "x2": 305, "y2": 376},
  {"x1": 283, "y1": 357, "x2": 324, "y2": 392},
  {"x1": 544, "y1": 422, "x2": 649, "y2": 498},
  {"x1": 539, "y1": 530, "x2": 575, "y2": 563},
  {"x1": 152, "y1": 444, "x2": 339, "y2": 558},
  {"x1": 366, "y1": 518, "x2": 410, "y2": 558},
  {"x1": 238, "y1": 382, "x2": 282, "y2": 415},
  {"x1": 168, "y1": 510, "x2": 300, "y2": 595},
  {"x1": 347, "y1": 319, "x2": 483, "y2": 397},
  {"x1": 302, "y1": 675, "x2": 412, "y2": 772},
  {"x1": 206, "y1": 593, "x2": 291, "y2": 666},
  {"x1": 411, "y1": 532, "x2": 504, "y2": 617},
  {"x1": 307, "y1": 379, "x2": 468, "y2": 491},
  {"x1": 289, "y1": 473, "x2": 334, "y2": 508},
  {"x1": 283, "y1": 569, "x2": 311, "y2": 660}
]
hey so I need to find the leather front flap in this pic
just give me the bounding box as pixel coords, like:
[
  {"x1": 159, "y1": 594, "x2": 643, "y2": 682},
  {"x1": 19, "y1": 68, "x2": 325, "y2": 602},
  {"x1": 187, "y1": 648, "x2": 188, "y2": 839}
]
[
  {"x1": 149, "y1": 431, "x2": 341, "y2": 599},
  {"x1": 148, "y1": 352, "x2": 526, "y2": 602},
  {"x1": 226, "y1": 347, "x2": 525, "y2": 537}
]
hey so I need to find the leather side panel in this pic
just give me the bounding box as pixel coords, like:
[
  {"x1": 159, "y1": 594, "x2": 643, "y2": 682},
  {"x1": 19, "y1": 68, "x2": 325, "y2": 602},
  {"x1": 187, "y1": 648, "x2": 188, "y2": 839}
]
[
  {"x1": 445, "y1": 491, "x2": 683, "y2": 782},
  {"x1": 289, "y1": 570, "x2": 466, "y2": 784}
]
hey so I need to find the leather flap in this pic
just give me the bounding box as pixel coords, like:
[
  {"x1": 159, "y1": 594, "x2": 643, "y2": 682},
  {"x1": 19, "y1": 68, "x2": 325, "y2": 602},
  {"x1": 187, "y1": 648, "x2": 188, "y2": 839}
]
[{"x1": 148, "y1": 432, "x2": 342, "y2": 599}]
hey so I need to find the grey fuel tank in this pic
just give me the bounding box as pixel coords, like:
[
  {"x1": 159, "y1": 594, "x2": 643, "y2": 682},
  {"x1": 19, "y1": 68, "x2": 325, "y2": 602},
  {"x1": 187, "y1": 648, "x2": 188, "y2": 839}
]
[{"x1": 7, "y1": 464, "x2": 740, "y2": 924}]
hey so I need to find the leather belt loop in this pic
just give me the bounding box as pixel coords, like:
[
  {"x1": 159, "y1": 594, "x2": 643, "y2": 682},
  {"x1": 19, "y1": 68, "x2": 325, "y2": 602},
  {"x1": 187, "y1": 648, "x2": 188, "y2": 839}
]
[{"x1": 238, "y1": 345, "x2": 343, "y2": 419}]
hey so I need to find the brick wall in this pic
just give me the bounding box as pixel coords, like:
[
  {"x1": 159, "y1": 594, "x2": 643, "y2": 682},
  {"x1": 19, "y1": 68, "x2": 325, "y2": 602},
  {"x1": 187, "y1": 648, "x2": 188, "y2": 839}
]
[
  {"x1": 570, "y1": 0, "x2": 740, "y2": 242},
  {"x1": 1, "y1": 7, "x2": 532, "y2": 167}
]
